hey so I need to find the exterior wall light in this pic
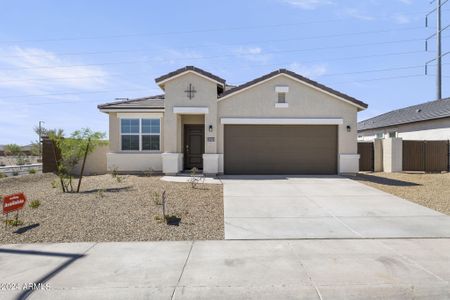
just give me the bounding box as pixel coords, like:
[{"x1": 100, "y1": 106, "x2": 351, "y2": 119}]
[
  {"x1": 346, "y1": 125, "x2": 351, "y2": 132},
  {"x1": 209, "y1": 125, "x2": 213, "y2": 132}
]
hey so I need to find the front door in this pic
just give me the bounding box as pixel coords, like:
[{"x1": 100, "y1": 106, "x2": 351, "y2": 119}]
[{"x1": 184, "y1": 125, "x2": 204, "y2": 170}]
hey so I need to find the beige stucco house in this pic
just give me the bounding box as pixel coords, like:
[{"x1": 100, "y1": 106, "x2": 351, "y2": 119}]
[{"x1": 98, "y1": 66, "x2": 368, "y2": 175}]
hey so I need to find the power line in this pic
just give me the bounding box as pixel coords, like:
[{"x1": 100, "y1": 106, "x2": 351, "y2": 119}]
[
  {"x1": 0, "y1": 9, "x2": 437, "y2": 44},
  {"x1": 0, "y1": 50, "x2": 428, "y2": 86},
  {"x1": 0, "y1": 36, "x2": 430, "y2": 72},
  {"x1": 1, "y1": 72, "x2": 437, "y2": 102},
  {"x1": 0, "y1": 26, "x2": 425, "y2": 59}
]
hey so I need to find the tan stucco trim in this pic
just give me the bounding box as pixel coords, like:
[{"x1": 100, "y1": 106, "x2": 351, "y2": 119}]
[
  {"x1": 218, "y1": 73, "x2": 366, "y2": 110},
  {"x1": 220, "y1": 118, "x2": 343, "y2": 125},
  {"x1": 157, "y1": 70, "x2": 225, "y2": 88}
]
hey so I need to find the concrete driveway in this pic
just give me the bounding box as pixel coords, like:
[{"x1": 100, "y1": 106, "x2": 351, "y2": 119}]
[{"x1": 222, "y1": 176, "x2": 450, "y2": 239}]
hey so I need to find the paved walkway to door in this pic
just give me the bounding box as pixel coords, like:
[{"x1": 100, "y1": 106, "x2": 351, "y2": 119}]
[{"x1": 222, "y1": 175, "x2": 450, "y2": 239}]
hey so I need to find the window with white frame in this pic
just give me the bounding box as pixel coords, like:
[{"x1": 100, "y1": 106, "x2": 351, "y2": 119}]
[
  {"x1": 376, "y1": 132, "x2": 384, "y2": 139},
  {"x1": 275, "y1": 86, "x2": 289, "y2": 107},
  {"x1": 120, "y1": 118, "x2": 160, "y2": 151}
]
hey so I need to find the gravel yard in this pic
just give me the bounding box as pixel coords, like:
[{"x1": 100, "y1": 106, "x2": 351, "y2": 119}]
[
  {"x1": 0, "y1": 173, "x2": 223, "y2": 244},
  {"x1": 350, "y1": 172, "x2": 450, "y2": 215}
]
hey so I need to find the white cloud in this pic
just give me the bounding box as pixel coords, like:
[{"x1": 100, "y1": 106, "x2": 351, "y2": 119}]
[
  {"x1": 288, "y1": 62, "x2": 328, "y2": 78},
  {"x1": 232, "y1": 46, "x2": 271, "y2": 63},
  {"x1": 392, "y1": 13, "x2": 411, "y2": 24},
  {"x1": 0, "y1": 46, "x2": 109, "y2": 96},
  {"x1": 339, "y1": 8, "x2": 375, "y2": 21},
  {"x1": 281, "y1": 0, "x2": 334, "y2": 10}
]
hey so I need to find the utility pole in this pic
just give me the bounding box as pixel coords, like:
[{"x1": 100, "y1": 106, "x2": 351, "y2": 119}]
[
  {"x1": 436, "y1": 0, "x2": 442, "y2": 100},
  {"x1": 425, "y1": 0, "x2": 448, "y2": 100}
]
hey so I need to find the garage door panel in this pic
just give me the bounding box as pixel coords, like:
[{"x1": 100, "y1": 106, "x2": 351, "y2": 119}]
[{"x1": 224, "y1": 125, "x2": 337, "y2": 175}]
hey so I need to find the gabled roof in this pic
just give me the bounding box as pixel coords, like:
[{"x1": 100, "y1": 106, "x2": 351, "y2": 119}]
[
  {"x1": 98, "y1": 95, "x2": 165, "y2": 110},
  {"x1": 219, "y1": 69, "x2": 368, "y2": 110},
  {"x1": 358, "y1": 97, "x2": 450, "y2": 131},
  {"x1": 155, "y1": 66, "x2": 226, "y2": 86}
]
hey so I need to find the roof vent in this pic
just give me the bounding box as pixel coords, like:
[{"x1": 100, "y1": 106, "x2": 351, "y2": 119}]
[{"x1": 416, "y1": 109, "x2": 422, "y2": 113}]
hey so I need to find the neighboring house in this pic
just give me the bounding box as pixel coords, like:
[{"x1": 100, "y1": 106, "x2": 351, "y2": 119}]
[
  {"x1": 358, "y1": 97, "x2": 450, "y2": 141},
  {"x1": 98, "y1": 66, "x2": 368, "y2": 175}
]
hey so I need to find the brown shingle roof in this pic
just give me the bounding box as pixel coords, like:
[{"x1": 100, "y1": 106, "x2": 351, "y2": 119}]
[
  {"x1": 155, "y1": 66, "x2": 226, "y2": 85},
  {"x1": 219, "y1": 69, "x2": 368, "y2": 109},
  {"x1": 97, "y1": 95, "x2": 165, "y2": 110}
]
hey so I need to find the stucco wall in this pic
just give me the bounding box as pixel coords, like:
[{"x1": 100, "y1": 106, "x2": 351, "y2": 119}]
[
  {"x1": 217, "y1": 75, "x2": 359, "y2": 157},
  {"x1": 163, "y1": 72, "x2": 218, "y2": 154},
  {"x1": 73, "y1": 144, "x2": 108, "y2": 175},
  {"x1": 359, "y1": 117, "x2": 450, "y2": 141}
]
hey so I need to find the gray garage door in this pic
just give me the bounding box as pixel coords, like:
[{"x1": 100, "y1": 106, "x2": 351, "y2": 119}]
[{"x1": 224, "y1": 125, "x2": 338, "y2": 175}]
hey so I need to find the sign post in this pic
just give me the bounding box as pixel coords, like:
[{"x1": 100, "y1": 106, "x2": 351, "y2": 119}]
[{"x1": 2, "y1": 193, "x2": 27, "y2": 229}]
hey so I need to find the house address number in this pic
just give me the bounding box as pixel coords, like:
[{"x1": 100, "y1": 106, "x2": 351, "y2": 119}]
[{"x1": 207, "y1": 137, "x2": 215, "y2": 142}]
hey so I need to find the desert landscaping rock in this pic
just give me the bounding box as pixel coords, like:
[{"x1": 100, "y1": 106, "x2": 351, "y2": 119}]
[
  {"x1": 350, "y1": 172, "x2": 450, "y2": 215},
  {"x1": 0, "y1": 174, "x2": 223, "y2": 243}
]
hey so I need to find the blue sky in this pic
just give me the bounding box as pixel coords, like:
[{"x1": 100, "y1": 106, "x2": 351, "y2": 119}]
[{"x1": 0, "y1": 0, "x2": 449, "y2": 144}]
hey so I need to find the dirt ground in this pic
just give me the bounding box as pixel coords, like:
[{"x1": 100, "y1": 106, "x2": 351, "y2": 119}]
[
  {"x1": 0, "y1": 173, "x2": 223, "y2": 244},
  {"x1": 350, "y1": 172, "x2": 450, "y2": 215}
]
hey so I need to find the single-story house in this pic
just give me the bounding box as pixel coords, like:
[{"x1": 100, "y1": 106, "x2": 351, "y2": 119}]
[
  {"x1": 358, "y1": 97, "x2": 450, "y2": 141},
  {"x1": 98, "y1": 66, "x2": 368, "y2": 175}
]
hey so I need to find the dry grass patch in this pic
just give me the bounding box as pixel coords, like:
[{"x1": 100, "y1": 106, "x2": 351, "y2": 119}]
[
  {"x1": 0, "y1": 173, "x2": 223, "y2": 244},
  {"x1": 350, "y1": 172, "x2": 450, "y2": 215}
]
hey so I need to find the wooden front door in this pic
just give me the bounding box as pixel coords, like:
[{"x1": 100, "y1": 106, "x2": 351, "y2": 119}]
[{"x1": 184, "y1": 125, "x2": 205, "y2": 170}]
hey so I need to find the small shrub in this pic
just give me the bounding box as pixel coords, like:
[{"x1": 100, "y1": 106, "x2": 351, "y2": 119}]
[
  {"x1": 188, "y1": 167, "x2": 204, "y2": 189},
  {"x1": 29, "y1": 200, "x2": 41, "y2": 209},
  {"x1": 51, "y1": 180, "x2": 58, "y2": 188},
  {"x1": 28, "y1": 168, "x2": 37, "y2": 174},
  {"x1": 111, "y1": 167, "x2": 119, "y2": 178},
  {"x1": 96, "y1": 189, "x2": 105, "y2": 198},
  {"x1": 12, "y1": 171, "x2": 19, "y2": 176},
  {"x1": 154, "y1": 215, "x2": 163, "y2": 223},
  {"x1": 0, "y1": 172, "x2": 6, "y2": 179},
  {"x1": 16, "y1": 155, "x2": 30, "y2": 166},
  {"x1": 111, "y1": 167, "x2": 124, "y2": 183},
  {"x1": 152, "y1": 191, "x2": 162, "y2": 205}
]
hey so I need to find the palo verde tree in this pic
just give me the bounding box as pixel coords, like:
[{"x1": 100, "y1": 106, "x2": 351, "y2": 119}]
[{"x1": 50, "y1": 128, "x2": 106, "y2": 193}]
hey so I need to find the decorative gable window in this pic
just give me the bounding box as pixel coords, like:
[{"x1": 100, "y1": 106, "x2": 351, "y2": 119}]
[
  {"x1": 121, "y1": 118, "x2": 160, "y2": 151},
  {"x1": 275, "y1": 86, "x2": 289, "y2": 108}
]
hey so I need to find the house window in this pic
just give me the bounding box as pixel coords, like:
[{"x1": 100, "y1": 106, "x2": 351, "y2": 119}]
[
  {"x1": 275, "y1": 86, "x2": 289, "y2": 108},
  {"x1": 376, "y1": 133, "x2": 384, "y2": 139},
  {"x1": 141, "y1": 119, "x2": 160, "y2": 150},
  {"x1": 278, "y1": 92, "x2": 286, "y2": 103},
  {"x1": 388, "y1": 131, "x2": 397, "y2": 138},
  {"x1": 120, "y1": 118, "x2": 160, "y2": 151}
]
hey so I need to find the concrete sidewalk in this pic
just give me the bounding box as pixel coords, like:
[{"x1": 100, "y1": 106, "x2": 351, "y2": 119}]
[
  {"x1": 0, "y1": 239, "x2": 449, "y2": 299},
  {"x1": 222, "y1": 176, "x2": 450, "y2": 239}
]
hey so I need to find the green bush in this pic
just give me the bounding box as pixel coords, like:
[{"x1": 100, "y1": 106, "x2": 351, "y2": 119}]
[
  {"x1": 28, "y1": 168, "x2": 37, "y2": 174},
  {"x1": 29, "y1": 200, "x2": 41, "y2": 209},
  {"x1": 12, "y1": 171, "x2": 19, "y2": 176},
  {"x1": 0, "y1": 172, "x2": 6, "y2": 179},
  {"x1": 51, "y1": 180, "x2": 58, "y2": 188}
]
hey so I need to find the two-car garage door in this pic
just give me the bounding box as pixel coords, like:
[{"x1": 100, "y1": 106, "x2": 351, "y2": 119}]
[{"x1": 224, "y1": 125, "x2": 338, "y2": 175}]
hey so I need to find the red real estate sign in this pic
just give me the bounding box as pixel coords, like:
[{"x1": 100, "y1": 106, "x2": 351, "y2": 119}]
[{"x1": 2, "y1": 193, "x2": 27, "y2": 214}]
